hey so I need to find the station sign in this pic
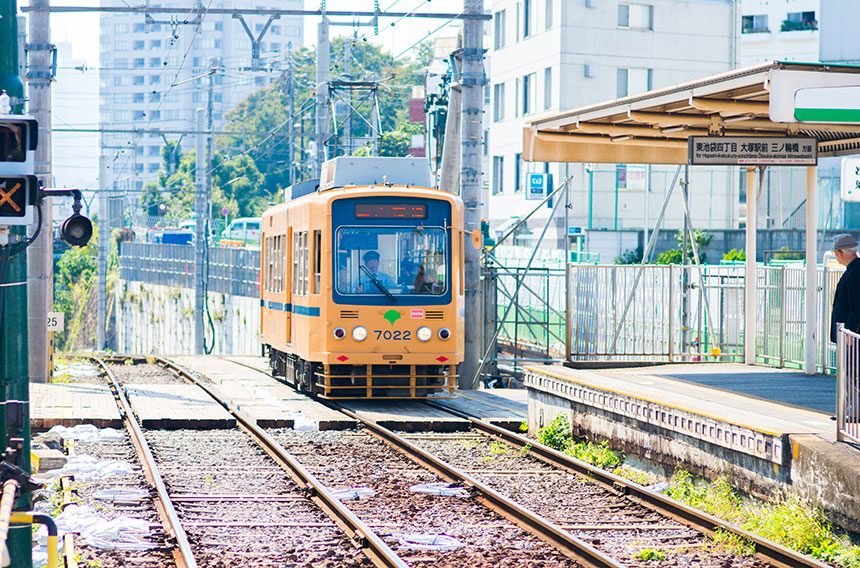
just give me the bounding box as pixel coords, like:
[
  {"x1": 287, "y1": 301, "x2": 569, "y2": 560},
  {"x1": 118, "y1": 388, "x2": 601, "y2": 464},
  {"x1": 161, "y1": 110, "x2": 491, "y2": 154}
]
[
  {"x1": 768, "y1": 69, "x2": 860, "y2": 124},
  {"x1": 688, "y1": 136, "x2": 817, "y2": 166},
  {"x1": 526, "y1": 173, "x2": 551, "y2": 200},
  {"x1": 841, "y1": 157, "x2": 860, "y2": 203}
]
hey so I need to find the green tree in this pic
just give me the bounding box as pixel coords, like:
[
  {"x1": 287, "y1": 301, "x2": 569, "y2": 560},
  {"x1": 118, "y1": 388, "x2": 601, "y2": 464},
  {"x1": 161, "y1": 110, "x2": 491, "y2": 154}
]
[{"x1": 655, "y1": 230, "x2": 712, "y2": 264}]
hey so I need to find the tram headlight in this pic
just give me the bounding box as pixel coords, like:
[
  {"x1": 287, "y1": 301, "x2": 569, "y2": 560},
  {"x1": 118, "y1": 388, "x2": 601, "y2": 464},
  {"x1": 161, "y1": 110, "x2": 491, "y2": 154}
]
[
  {"x1": 333, "y1": 327, "x2": 346, "y2": 339},
  {"x1": 417, "y1": 326, "x2": 432, "y2": 342},
  {"x1": 352, "y1": 326, "x2": 368, "y2": 341},
  {"x1": 438, "y1": 328, "x2": 451, "y2": 340}
]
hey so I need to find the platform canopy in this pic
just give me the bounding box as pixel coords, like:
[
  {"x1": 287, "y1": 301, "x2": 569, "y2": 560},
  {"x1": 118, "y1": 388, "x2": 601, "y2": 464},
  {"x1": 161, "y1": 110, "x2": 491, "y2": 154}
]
[{"x1": 524, "y1": 61, "x2": 860, "y2": 164}]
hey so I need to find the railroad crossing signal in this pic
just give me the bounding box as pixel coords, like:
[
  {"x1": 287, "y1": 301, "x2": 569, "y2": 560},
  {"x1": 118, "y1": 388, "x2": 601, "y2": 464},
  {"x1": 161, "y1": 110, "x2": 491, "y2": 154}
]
[
  {"x1": 0, "y1": 176, "x2": 36, "y2": 222},
  {"x1": 0, "y1": 115, "x2": 38, "y2": 225}
]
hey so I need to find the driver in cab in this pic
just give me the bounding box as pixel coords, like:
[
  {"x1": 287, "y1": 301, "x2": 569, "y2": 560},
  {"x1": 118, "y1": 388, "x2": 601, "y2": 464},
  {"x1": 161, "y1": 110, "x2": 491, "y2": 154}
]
[{"x1": 355, "y1": 250, "x2": 395, "y2": 293}]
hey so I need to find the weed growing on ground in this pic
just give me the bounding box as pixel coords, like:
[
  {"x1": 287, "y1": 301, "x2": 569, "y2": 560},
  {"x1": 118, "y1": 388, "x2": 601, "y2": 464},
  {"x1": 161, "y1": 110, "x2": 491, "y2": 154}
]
[
  {"x1": 666, "y1": 470, "x2": 860, "y2": 566},
  {"x1": 487, "y1": 441, "x2": 509, "y2": 457},
  {"x1": 536, "y1": 415, "x2": 623, "y2": 469},
  {"x1": 613, "y1": 464, "x2": 659, "y2": 486},
  {"x1": 708, "y1": 528, "x2": 756, "y2": 557},
  {"x1": 520, "y1": 443, "x2": 532, "y2": 457},
  {"x1": 633, "y1": 548, "x2": 667, "y2": 561},
  {"x1": 518, "y1": 420, "x2": 529, "y2": 433}
]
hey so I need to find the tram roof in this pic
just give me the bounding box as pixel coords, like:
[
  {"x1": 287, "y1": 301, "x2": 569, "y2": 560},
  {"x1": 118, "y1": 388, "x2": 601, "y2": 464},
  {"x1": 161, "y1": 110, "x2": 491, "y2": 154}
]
[{"x1": 523, "y1": 61, "x2": 860, "y2": 165}]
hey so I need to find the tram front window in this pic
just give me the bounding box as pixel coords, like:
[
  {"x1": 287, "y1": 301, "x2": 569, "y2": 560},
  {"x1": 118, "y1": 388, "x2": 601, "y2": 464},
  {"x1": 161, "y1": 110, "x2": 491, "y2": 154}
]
[{"x1": 336, "y1": 226, "x2": 448, "y2": 298}]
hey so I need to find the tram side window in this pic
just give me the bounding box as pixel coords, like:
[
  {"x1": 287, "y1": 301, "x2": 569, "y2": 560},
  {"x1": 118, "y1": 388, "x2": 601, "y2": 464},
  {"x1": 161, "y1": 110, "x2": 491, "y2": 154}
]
[
  {"x1": 293, "y1": 231, "x2": 309, "y2": 296},
  {"x1": 265, "y1": 237, "x2": 274, "y2": 292}
]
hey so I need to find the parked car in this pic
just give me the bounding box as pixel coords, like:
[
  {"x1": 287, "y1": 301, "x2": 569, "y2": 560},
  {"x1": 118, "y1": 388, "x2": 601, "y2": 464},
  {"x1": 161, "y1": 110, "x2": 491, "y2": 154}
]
[{"x1": 220, "y1": 217, "x2": 261, "y2": 246}]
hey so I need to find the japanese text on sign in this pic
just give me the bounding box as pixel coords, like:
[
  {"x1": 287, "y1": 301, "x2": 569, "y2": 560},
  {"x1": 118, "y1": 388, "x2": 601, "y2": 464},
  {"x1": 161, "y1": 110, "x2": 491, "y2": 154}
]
[{"x1": 688, "y1": 137, "x2": 817, "y2": 166}]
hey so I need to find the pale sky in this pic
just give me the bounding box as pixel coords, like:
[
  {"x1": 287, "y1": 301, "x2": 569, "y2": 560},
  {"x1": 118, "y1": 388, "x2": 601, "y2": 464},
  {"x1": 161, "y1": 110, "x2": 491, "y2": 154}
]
[{"x1": 20, "y1": 0, "x2": 470, "y2": 68}]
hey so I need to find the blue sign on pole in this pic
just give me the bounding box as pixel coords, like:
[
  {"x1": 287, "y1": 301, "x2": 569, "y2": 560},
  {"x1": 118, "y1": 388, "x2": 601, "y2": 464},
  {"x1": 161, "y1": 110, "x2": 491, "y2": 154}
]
[{"x1": 526, "y1": 173, "x2": 551, "y2": 200}]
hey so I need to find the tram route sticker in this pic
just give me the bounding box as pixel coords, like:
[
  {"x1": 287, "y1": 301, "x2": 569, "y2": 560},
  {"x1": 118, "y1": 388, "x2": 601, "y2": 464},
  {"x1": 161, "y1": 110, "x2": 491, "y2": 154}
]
[{"x1": 410, "y1": 309, "x2": 424, "y2": 319}]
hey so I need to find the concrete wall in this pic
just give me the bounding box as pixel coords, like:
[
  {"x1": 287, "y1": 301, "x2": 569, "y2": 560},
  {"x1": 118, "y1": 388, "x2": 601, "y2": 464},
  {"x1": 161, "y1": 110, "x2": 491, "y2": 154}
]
[{"x1": 115, "y1": 280, "x2": 260, "y2": 356}]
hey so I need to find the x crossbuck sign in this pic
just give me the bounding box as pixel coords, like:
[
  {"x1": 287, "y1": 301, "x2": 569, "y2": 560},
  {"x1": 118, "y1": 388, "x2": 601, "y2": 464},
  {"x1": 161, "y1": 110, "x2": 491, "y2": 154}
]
[{"x1": 0, "y1": 180, "x2": 22, "y2": 214}]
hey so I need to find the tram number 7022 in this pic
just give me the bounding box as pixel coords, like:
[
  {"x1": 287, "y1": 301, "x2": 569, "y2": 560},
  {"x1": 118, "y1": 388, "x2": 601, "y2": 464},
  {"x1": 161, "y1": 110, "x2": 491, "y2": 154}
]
[{"x1": 374, "y1": 330, "x2": 412, "y2": 341}]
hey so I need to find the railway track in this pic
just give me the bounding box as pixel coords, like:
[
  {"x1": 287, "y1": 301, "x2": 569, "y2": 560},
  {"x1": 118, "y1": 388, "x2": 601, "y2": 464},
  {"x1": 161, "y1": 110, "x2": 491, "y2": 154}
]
[
  {"x1": 94, "y1": 358, "x2": 399, "y2": 568},
  {"x1": 81, "y1": 355, "x2": 829, "y2": 568},
  {"x1": 421, "y1": 401, "x2": 829, "y2": 568}
]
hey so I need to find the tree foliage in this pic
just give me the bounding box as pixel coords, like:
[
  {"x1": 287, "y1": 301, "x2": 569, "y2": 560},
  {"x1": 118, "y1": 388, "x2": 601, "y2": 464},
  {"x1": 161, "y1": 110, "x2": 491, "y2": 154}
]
[{"x1": 142, "y1": 38, "x2": 426, "y2": 220}]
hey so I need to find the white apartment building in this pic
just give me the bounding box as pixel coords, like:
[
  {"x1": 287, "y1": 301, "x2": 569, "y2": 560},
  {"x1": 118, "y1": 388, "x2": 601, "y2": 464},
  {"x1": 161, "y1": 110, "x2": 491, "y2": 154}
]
[
  {"x1": 485, "y1": 0, "x2": 737, "y2": 255},
  {"x1": 739, "y1": 0, "x2": 819, "y2": 67},
  {"x1": 99, "y1": 1, "x2": 303, "y2": 204}
]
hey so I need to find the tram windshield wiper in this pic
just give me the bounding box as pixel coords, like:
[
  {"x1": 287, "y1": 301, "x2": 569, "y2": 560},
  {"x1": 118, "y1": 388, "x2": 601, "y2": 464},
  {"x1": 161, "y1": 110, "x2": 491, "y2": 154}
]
[{"x1": 360, "y1": 265, "x2": 396, "y2": 303}]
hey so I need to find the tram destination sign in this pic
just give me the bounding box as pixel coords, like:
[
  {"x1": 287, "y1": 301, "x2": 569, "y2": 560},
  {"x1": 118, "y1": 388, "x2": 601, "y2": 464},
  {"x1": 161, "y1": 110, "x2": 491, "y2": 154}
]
[{"x1": 688, "y1": 136, "x2": 817, "y2": 166}]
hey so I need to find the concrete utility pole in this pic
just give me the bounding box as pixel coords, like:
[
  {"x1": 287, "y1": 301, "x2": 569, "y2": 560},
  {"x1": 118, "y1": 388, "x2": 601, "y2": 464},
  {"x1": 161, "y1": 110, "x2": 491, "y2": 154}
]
[
  {"x1": 194, "y1": 109, "x2": 206, "y2": 354},
  {"x1": 315, "y1": 17, "x2": 330, "y2": 176},
  {"x1": 27, "y1": 0, "x2": 54, "y2": 381},
  {"x1": 438, "y1": 84, "x2": 461, "y2": 192},
  {"x1": 459, "y1": 0, "x2": 485, "y2": 389},
  {"x1": 286, "y1": 42, "x2": 296, "y2": 185},
  {"x1": 97, "y1": 163, "x2": 109, "y2": 351}
]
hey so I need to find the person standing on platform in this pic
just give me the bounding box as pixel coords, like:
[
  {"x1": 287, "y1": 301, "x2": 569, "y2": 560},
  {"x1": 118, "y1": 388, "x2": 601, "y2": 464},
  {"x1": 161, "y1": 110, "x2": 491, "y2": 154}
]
[{"x1": 831, "y1": 234, "x2": 860, "y2": 343}]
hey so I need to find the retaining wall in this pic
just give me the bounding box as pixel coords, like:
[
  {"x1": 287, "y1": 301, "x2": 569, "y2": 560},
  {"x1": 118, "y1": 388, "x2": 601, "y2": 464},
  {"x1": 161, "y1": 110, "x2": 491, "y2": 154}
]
[{"x1": 115, "y1": 280, "x2": 260, "y2": 356}]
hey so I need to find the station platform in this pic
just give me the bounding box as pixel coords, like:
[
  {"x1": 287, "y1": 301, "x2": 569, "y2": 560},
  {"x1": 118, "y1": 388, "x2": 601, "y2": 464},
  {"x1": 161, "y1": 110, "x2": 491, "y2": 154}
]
[
  {"x1": 169, "y1": 356, "x2": 356, "y2": 430},
  {"x1": 30, "y1": 383, "x2": 121, "y2": 429},
  {"x1": 524, "y1": 363, "x2": 860, "y2": 532}
]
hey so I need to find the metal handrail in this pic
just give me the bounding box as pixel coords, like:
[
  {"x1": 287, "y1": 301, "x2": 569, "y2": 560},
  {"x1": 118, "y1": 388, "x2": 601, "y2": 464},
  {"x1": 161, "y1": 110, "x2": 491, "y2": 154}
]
[{"x1": 836, "y1": 323, "x2": 860, "y2": 444}]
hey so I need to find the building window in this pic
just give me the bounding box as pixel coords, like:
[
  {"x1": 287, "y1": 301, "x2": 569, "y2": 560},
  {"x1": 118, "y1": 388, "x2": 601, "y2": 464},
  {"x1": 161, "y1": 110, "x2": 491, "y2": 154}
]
[
  {"x1": 493, "y1": 83, "x2": 506, "y2": 122},
  {"x1": 483, "y1": 129, "x2": 489, "y2": 157},
  {"x1": 133, "y1": 58, "x2": 145, "y2": 68},
  {"x1": 515, "y1": 2, "x2": 522, "y2": 41},
  {"x1": 515, "y1": 77, "x2": 521, "y2": 117},
  {"x1": 192, "y1": 92, "x2": 202, "y2": 103},
  {"x1": 133, "y1": 40, "x2": 145, "y2": 50},
  {"x1": 545, "y1": 0, "x2": 553, "y2": 30},
  {"x1": 114, "y1": 41, "x2": 129, "y2": 51},
  {"x1": 148, "y1": 146, "x2": 160, "y2": 156},
  {"x1": 271, "y1": 24, "x2": 280, "y2": 34},
  {"x1": 741, "y1": 14, "x2": 769, "y2": 33},
  {"x1": 494, "y1": 9, "x2": 507, "y2": 49},
  {"x1": 133, "y1": 93, "x2": 144, "y2": 103},
  {"x1": 492, "y1": 156, "x2": 504, "y2": 195},
  {"x1": 150, "y1": 75, "x2": 160, "y2": 85},
  {"x1": 618, "y1": 3, "x2": 653, "y2": 30},
  {"x1": 133, "y1": 75, "x2": 145, "y2": 86},
  {"x1": 522, "y1": 72, "x2": 536, "y2": 115},
  {"x1": 783, "y1": 11, "x2": 817, "y2": 31},
  {"x1": 114, "y1": 23, "x2": 128, "y2": 34},
  {"x1": 135, "y1": 163, "x2": 144, "y2": 174},
  {"x1": 133, "y1": 23, "x2": 145, "y2": 33},
  {"x1": 214, "y1": 39, "x2": 223, "y2": 49},
  {"x1": 544, "y1": 67, "x2": 552, "y2": 110},
  {"x1": 150, "y1": 92, "x2": 160, "y2": 102},
  {"x1": 523, "y1": 0, "x2": 536, "y2": 37},
  {"x1": 514, "y1": 153, "x2": 523, "y2": 193},
  {"x1": 133, "y1": 110, "x2": 145, "y2": 120},
  {"x1": 617, "y1": 67, "x2": 652, "y2": 98},
  {"x1": 147, "y1": 163, "x2": 160, "y2": 173},
  {"x1": 213, "y1": 93, "x2": 223, "y2": 103},
  {"x1": 150, "y1": 57, "x2": 161, "y2": 68},
  {"x1": 150, "y1": 39, "x2": 162, "y2": 48},
  {"x1": 214, "y1": 21, "x2": 224, "y2": 31}
]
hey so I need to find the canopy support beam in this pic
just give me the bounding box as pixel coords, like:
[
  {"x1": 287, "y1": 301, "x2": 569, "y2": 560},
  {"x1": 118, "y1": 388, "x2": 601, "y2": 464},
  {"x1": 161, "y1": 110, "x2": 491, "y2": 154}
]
[{"x1": 744, "y1": 166, "x2": 759, "y2": 365}]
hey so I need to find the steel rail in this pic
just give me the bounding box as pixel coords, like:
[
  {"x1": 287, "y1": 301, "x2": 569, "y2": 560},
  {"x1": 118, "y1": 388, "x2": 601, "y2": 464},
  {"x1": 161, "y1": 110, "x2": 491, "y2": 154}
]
[
  {"x1": 327, "y1": 405, "x2": 621, "y2": 568},
  {"x1": 425, "y1": 401, "x2": 829, "y2": 568},
  {"x1": 154, "y1": 357, "x2": 408, "y2": 568},
  {"x1": 92, "y1": 358, "x2": 197, "y2": 568}
]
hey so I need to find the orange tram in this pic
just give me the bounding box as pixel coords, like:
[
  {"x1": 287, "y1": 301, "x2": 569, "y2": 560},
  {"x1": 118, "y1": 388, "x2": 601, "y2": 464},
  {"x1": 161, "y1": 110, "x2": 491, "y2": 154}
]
[{"x1": 259, "y1": 157, "x2": 465, "y2": 399}]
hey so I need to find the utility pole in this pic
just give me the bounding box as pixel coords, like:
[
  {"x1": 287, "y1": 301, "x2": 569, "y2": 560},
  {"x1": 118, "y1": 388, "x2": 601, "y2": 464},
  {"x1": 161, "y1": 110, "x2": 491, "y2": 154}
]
[
  {"x1": 27, "y1": 0, "x2": 54, "y2": 381},
  {"x1": 343, "y1": 36, "x2": 353, "y2": 154},
  {"x1": 315, "y1": 16, "x2": 330, "y2": 176},
  {"x1": 460, "y1": 0, "x2": 485, "y2": 389},
  {"x1": 194, "y1": 108, "x2": 206, "y2": 354},
  {"x1": 206, "y1": 59, "x2": 217, "y2": 228},
  {"x1": 286, "y1": 42, "x2": 296, "y2": 185}
]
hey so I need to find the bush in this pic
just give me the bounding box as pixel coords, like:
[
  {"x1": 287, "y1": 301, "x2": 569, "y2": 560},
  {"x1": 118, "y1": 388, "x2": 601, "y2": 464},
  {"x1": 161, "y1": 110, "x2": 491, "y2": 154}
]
[
  {"x1": 615, "y1": 246, "x2": 643, "y2": 265},
  {"x1": 654, "y1": 230, "x2": 712, "y2": 264},
  {"x1": 723, "y1": 248, "x2": 746, "y2": 261}
]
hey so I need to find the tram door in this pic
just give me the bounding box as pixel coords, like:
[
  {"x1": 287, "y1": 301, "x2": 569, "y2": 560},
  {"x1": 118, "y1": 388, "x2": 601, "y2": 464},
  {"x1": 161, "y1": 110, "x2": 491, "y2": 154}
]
[{"x1": 285, "y1": 227, "x2": 293, "y2": 344}]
